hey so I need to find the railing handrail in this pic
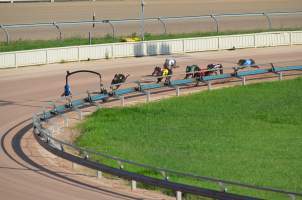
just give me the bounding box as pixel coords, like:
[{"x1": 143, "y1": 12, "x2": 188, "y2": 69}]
[{"x1": 2, "y1": 11, "x2": 302, "y2": 28}]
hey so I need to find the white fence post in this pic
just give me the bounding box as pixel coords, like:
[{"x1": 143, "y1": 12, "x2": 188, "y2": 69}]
[
  {"x1": 176, "y1": 191, "x2": 182, "y2": 200},
  {"x1": 45, "y1": 49, "x2": 48, "y2": 64},
  {"x1": 78, "y1": 46, "x2": 80, "y2": 62},
  {"x1": 14, "y1": 52, "x2": 17, "y2": 68},
  {"x1": 111, "y1": 43, "x2": 114, "y2": 58},
  {"x1": 131, "y1": 180, "x2": 137, "y2": 190}
]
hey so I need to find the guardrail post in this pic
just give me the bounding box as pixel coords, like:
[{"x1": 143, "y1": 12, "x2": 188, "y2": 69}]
[
  {"x1": 53, "y1": 22, "x2": 62, "y2": 40},
  {"x1": 120, "y1": 96, "x2": 125, "y2": 107},
  {"x1": 279, "y1": 72, "x2": 283, "y2": 80},
  {"x1": 218, "y1": 182, "x2": 228, "y2": 192},
  {"x1": 242, "y1": 76, "x2": 246, "y2": 85},
  {"x1": 97, "y1": 171, "x2": 102, "y2": 178},
  {"x1": 263, "y1": 13, "x2": 272, "y2": 31},
  {"x1": 210, "y1": 15, "x2": 219, "y2": 33},
  {"x1": 0, "y1": 25, "x2": 10, "y2": 44},
  {"x1": 14, "y1": 52, "x2": 17, "y2": 68},
  {"x1": 146, "y1": 90, "x2": 151, "y2": 102},
  {"x1": 117, "y1": 161, "x2": 124, "y2": 169},
  {"x1": 176, "y1": 86, "x2": 180, "y2": 96},
  {"x1": 176, "y1": 191, "x2": 182, "y2": 200},
  {"x1": 288, "y1": 194, "x2": 296, "y2": 200},
  {"x1": 158, "y1": 17, "x2": 167, "y2": 35},
  {"x1": 89, "y1": 32, "x2": 92, "y2": 45},
  {"x1": 207, "y1": 81, "x2": 212, "y2": 90},
  {"x1": 131, "y1": 180, "x2": 137, "y2": 191},
  {"x1": 103, "y1": 20, "x2": 116, "y2": 39}
]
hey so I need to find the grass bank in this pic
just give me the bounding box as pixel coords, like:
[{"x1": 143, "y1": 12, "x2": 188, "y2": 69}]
[
  {"x1": 0, "y1": 28, "x2": 301, "y2": 53},
  {"x1": 76, "y1": 78, "x2": 302, "y2": 199}
]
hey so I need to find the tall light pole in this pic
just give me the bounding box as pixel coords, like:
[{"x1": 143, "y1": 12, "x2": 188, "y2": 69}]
[{"x1": 140, "y1": 0, "x2": 145, "y2": 41}]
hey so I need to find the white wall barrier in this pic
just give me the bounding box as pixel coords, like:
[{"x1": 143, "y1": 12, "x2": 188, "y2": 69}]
[{"x1": 1, "y1": 31, "x2": 302, "y2": 69}]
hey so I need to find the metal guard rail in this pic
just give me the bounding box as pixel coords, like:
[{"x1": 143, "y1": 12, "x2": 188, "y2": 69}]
[
  {"x1": 1, "y1": 10, "x2": 302, "y2": 44},
  {"x1": 32, "y1": 65, "x2": 302, "y2": 200}
]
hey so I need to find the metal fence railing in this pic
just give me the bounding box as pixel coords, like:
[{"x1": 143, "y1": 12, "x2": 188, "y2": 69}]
[
  {"x1": 1, "y1": 11, "x2": 302, "y2": 43},
  {"x1": 33, "y1": 64, "x2": 302, "y2": 200}
]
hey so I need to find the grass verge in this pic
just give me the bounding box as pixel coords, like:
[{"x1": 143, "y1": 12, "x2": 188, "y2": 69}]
[
  {"x1": 0, "y1": 28, "x2": 301, "y2": 53},
  {"x1": 76, "y1": 78, "x2": 302, "y2": 199}
]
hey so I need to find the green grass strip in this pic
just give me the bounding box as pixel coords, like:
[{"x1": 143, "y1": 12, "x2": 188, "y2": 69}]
[{"x1": 76, "y1": 78, "x2": 302, "y2": 199}]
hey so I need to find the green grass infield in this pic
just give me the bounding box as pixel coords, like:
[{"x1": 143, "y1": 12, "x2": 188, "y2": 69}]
[{"x1": 76, "y1": 78, "x2": 302, "y2": 199}]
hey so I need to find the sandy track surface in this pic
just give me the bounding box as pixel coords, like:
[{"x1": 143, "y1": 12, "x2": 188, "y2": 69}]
[
  {"x1": 0, "y1": 0, "x2": 302, "y2": 41},
  {"x1": 1, "y1": 45, "x2": 302, "y2": 199}
]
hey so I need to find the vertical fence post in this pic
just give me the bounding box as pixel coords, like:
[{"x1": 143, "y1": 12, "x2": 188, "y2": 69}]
[
  {"x1": 263, "y1": 13, "x2": 272, "y2": 31},
  {"x1": 77, "y1": 46, "x2": 80, "y2": 62},
  {"x1": 111, "y1": 43, "x2": 115, "y2": 58},
  {"x1": 158, "y1": 17, "x2": 167, "y2": 35},
  {"x1": 242, "y1": 76, "x2": 246, "y2": 85},
  {"x1": 131, "y1": 180, "x2": 137, "y2": 191},
  {"x1": 53, "y1": 22, "x2": 62, "y2": 40},
  {"x1": 120, "y1": 96, "x2": 125, "y2": 107},
  {"x1": 146, "y1": 91, "x2": 151, "y2": 102},
  {"x1": 97, "y1": 171, "x2": 102, "y2": 178},
  {"x1": 14, "y1": 52, "x2": 17, "y2": 68},
  {"x1": 207, "y1": 81, "x2": 212, "y2": 90},
  {"x1": 89, "y1": 32, "x2": 92, "y2": 45},
  {"x1": 0, "y1": 25, "x2": 10, "y2": 45},
  {"x1": 279, "y1": 72, "x2": 283, "y2": 80},
  {"x1": 176, "y1": 86, "x2": 180, "y2": 96},
  {"x1": 176, "y1": 191, "x2": 182, "y2": 200},
  {"x1": 140, "y1": 0, "x2": 145, "y2": 41},
  {"x1": 210, "y1": 14, "x2": 219, "y2": 33},
  {"x1": 103, "y1": 20, "x2": 116, "y2": 39}
]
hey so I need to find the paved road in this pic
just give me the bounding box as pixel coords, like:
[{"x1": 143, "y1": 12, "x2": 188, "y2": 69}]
[
  {"x1": 1, "y1": 45, "x2": 302, "y2": 199},
  {"x1": 0, "y1": 0, "x2": 302, "y2": 41}
]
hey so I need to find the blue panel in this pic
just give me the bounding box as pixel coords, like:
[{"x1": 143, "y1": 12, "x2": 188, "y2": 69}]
[
  {"x1": 55, "y1": 105, "x2": 66, "y2": 113},
  {"x1": 71, "y1": 99, "x2": 85, "y2": 107},
  {"x1": 140, "y1": 83, "x2": 162, "y2": 90},
  {"x1": 170, "y1": 79, "x2": 194, "y2": 86},
  {"x1": 202, "y1": 74, "x2": 232, "y2": 81},
  {"x1": 274, "y1": 66, "x2": 302, "y2": 72},
  {"x1": 236, "y1": 69, "x2": 270, "y2": 77},
  {"x1": 90, "y1": 94, "x2": 109, "y2": 102},
  {"x1": 113, "y1": 87, "x2": 136, "y2": 96}
]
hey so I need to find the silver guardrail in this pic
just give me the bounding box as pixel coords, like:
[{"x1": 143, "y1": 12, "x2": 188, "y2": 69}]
[{"x1": 1, "y1": 11, "x2": 302, "y2": 44}]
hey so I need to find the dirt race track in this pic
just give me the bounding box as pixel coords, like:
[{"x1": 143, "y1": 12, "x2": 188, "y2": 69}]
[
  {"x1": 1, "y1": 45, "x2": 302, "y2": 199},
  {"x1": 0, "y1": 0, "x2": 302, "y2": 41}
]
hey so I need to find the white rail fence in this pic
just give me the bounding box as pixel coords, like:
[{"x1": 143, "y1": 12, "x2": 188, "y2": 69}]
[{"x1": 1, "y1": 31, "x2": 302, "y2": 69}]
